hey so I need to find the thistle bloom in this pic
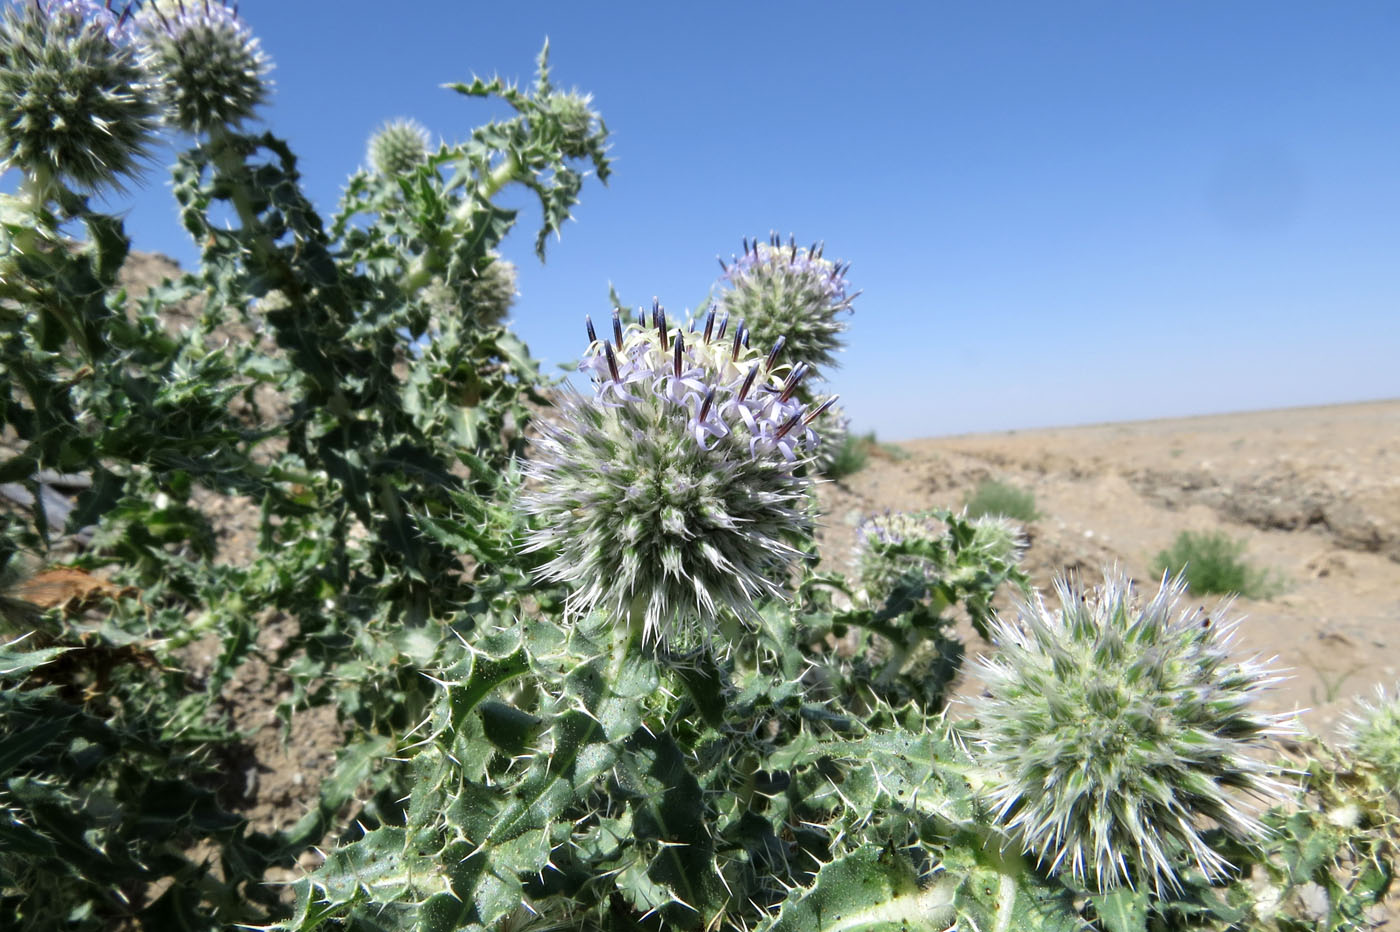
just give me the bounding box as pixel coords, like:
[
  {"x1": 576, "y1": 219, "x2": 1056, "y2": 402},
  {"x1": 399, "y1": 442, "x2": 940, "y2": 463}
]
[
  {"x1": 0, "y1": 0, "x2": 157, "y2": 190},
  {"x1": 1341, "y1": 684, "x2": 1400, "y2": 787},
  {"x1": 134, "y1": 0, "x2": 269, "y2": 134},
  {"x1": 521, "y1": 303, "x2": 835, "y2": 645},
  {"x1": 716, "y1": 234, "x2": 856, "y2": 384},
  {"x1": 854, "y1": 510, "x2": 1025, "y2": 598},
  {"x1": 972, "y1": 570, "x2": 1293, "y2": 893},
  {"x1": 367, "y1": 117, "x2": 431, "y2": 177}
]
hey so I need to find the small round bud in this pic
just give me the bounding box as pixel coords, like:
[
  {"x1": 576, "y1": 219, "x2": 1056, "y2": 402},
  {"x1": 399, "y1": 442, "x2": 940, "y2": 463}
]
[
  {"x1": 0, "y1": 0, "x2": 158, "y2": 190},
  {"x1": 459, "y1": 254, "x2": 517, "y2": 326},
  {"x1": 367, "y1": 117, "x2": 430, "y2": 177},
  {"x1": 1341, "y1": 684, "x2": 1400, "y2": 787},
  {"x1": 521, "y1": 312, "x2": 831, "y2": 646},
  {"x1": 135, "y1": 0, "x2": 269, "y2": 134},
  {"x1": 544, "y1": 89, "x2": 600, "y2": 159},
  {"x1": 717, "y1": 236, "x2": 855, "y2": 384},
  {"x1": 972, "y1": 570, "x2": 1293, "y2": 893}
]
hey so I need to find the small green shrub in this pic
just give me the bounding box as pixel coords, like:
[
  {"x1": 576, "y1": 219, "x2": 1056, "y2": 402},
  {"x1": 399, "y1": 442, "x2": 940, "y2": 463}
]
[
  {"x1": 965, "y1": 479, "x2": 1039, "y2": 522},
  {"x1": 825, "y1": 430, "x2": 871, "y2": 478},
  {"x1": 1154, "y1": 530, "x2": 1283, "y2": 598}
]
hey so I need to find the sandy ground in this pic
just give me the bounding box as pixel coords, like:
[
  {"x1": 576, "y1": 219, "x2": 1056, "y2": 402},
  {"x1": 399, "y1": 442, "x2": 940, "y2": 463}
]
[{"x1": 816, "y1": 399, "x2": 1400, "y2": 739}]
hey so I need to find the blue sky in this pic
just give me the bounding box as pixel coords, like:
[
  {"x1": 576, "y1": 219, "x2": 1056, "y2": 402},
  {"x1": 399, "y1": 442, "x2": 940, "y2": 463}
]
[{"x1": 100, "y1": 2, "x2": 1398, "y2": 439}]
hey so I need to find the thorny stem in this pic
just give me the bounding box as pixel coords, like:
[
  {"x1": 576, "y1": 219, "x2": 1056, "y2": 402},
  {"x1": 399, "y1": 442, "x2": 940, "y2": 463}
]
[{"x1": 205, "y1": 124, "x2": 353, "y2": 419}]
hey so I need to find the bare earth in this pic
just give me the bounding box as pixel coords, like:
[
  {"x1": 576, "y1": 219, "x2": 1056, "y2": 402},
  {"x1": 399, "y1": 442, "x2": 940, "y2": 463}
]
[{"x1": 816, "y1": 399, "x2": 1400, "y2": 738}]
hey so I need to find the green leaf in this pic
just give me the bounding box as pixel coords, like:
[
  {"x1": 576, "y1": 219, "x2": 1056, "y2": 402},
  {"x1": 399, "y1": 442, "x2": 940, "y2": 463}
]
[
  {"x1": 1091, "y1": 887, "x2": 1149, "y2": 932},
  {"x1": 761, "y1": 847, "x2": 959, "y2": 932}
]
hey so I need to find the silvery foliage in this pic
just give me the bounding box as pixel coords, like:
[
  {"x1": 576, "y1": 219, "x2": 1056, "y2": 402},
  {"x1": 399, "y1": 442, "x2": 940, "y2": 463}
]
[{"x1": 0, "y1": 3, "x2": 1390, "y2": 930}]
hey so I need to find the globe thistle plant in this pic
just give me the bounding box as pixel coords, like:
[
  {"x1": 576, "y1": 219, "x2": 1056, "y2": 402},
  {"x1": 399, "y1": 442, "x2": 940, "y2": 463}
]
[
  {"x1": 520, "y1": 303, "x2": 837, "y2": 645},
  {"x1": 367, "y1": 117, "x2": 431, "y2": 177},
  {"x1": 716, "y1": 234, "x2": 856, "y2": 384},
  {"x1": 134, "y1": 0, "x2": 269, "y2": 134},
  {"x1": 972, "y1": 570, "x2": 1293, "y2": 893},
  {"x1": 0, "y1": 0, "x2": 158, "y2": 191}
]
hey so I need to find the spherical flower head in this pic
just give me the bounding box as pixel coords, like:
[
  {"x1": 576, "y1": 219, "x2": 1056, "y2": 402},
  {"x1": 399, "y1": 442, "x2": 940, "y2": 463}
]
[
  {"x1": 520, "y1": 304, "x2": 837, "y2": 646},
  {"x1": 460, "y1": 253, "x2": 517, "y2": 326},
  {"x1": 971, "y1": 570, "x2": 1293, "y2": 894},
  {"x1": 1341, "y1": 684, "x2": 1400, "y2": 787},
  {"x1": 854, "y1": 510, "x2": 948, "y2": 596},
  {"x1": 135, "y1": 0, "x2": 268, "y2": 134},
  {"x1": 543, "y1": 89, "x2": 600, "y2": 160},
  {"x1": 367, "y1": 117, "x2": 430, "y2": 177},
  {"x1": 0, "y1": 0, "x2": 157, "y2": 190},
  {"x1": 717, "y1": 234, "x2": 856, "y2": 384}
]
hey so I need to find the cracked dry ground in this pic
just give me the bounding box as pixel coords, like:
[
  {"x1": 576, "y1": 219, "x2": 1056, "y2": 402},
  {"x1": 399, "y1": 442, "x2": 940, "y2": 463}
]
[{"x1": 815, "y1": 398, "x2": 1400, "y2": 739}]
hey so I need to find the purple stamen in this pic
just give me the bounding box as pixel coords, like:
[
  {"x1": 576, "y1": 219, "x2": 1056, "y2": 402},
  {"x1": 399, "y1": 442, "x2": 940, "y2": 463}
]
[
  {"x1": 673, "y1": 334, "x2": 684, "y2": 378},
  {"x1": 611, "y1": 307, "x2": 623, "y2": 349},
  {"x1": 802, "y1": 394, "x2": 839, "y2": 425},
  {"x1": 764, "y1": 335, "x2": 786, "y2": 373},
  {"x1": 780, "y1": 363, "x2": 808, "y2": 402},
  {"x1": 654, "y1": 300, "x2": 667, "y2": 351},
  {"x1": 702, "y1": 305, "x2": 716, "y2": 343},
  {"x1": 731, "y1": 322, "x2": 745, "y2": 362},
  {"x1": 773, "y1": 411, "x2": 803, "y2": 440},
  {"x1": 715, "y1": 310, "x2": 729, "y2": 341},
  {"x1": 736, "y1": 365, "x2": 758, "y2": 402},
  {"x1": 603, "y1": 341, "x2": 620, "y2": 381},
  {"x1": 698, "y1": 386, "x2": 716, "y2": 423},
  {"x1": 585, "y1": 314, "x2": 598, "y2": 345}
]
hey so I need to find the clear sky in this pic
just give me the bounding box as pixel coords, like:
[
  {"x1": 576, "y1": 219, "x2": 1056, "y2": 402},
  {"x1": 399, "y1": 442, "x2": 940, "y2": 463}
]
[{"x1": 97, "y1": 1, "x2": 1399, "y2": 439}]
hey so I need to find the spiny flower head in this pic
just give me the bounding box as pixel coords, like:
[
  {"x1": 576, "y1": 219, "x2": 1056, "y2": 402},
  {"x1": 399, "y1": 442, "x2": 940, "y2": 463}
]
[
  {"x1": 542, "y1": 88, "x2": 600, "y2": 160},
  {"x1": 134, "y1": 0, "x2": 268, "y2": 134},
  {"x1": 367, "y1": 117, "x2": 430, "y2": 177},
  {"x1": 853, "y1": 509, "x2": 1026, "y2": 599},
  {"x1": 0, "y1": 0, "x2": 157, "y2": 190},
  {"x1": 716, "y1": 233, "x2": 856, "y2": 385},
  {"x1": 972, "y1": 570, "x2": 1293, "y2": 894},
  {"x1": 521, "y1": 302, "x2": 836, "y2": 645},
  {"x1": 459, "y1": 253, "x2": 517, "y2": 326},
  {"x1": 1341, "y1": 684, "x2": 1400, "y2": 787}
]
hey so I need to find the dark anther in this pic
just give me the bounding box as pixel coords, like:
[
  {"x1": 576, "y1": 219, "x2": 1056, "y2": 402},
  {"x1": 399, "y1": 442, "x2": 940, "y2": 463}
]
[
  {"x1": 742, "y1": 236, "x2": 750, "y2": 255},
  {"x1": 773, "y1": 412, "x2": 804, "y2": 440},
  {"x1": 703, "y1": 305, "x2": 716, "y2": 342},
  {"x1": 779, "y1": 363, "x2": 808, "y2": 402},
  {"x1": 654, "y1": 300, "x2": 667, "y2": 351},
  {"x1": 731, "y1": 322, "x2": 746, "y2": 362},
  {"x1": 736, "y1": 365, "x2": 758, "y2": 402},
  {"x1": 673, "y1": 334, "x2": 684, "y2": 378},
  {"x1": 585, "y1": 315, "x2": 598, "y2": 345},
  {"x1": 603, "y1": 341, "x2": 620, "y2": 381},
  {"x1": 764, "y1": 335, "x2": 786, "y2": 373},
  {"x1": 611, "y1": 307, "x2": 623, "y2": 349},
  {"x1": 715, "y1": 310, "x2": 729, "y2": 341},
  {"x1": 717, "y1": 255, "x2": 728, "y2": 273},
  {"x1": 802, "y1": 395, "x2": 839, "y2": 425},
  {"x1": 698, "y1": 386, "x2": 716, "y2": 423}
]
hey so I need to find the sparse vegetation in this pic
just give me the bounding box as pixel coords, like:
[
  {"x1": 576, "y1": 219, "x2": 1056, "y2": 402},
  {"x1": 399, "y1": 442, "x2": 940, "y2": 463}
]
[
  {"x1": 825, "y1": 430, "x2": 870, "y2": 478},
  {"x1": 965, "y1": 478, "x2": 1040, "y2": 522},
  {"x1": 1154, "y1": 530, "x2": 1283, "y2": 598}
]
